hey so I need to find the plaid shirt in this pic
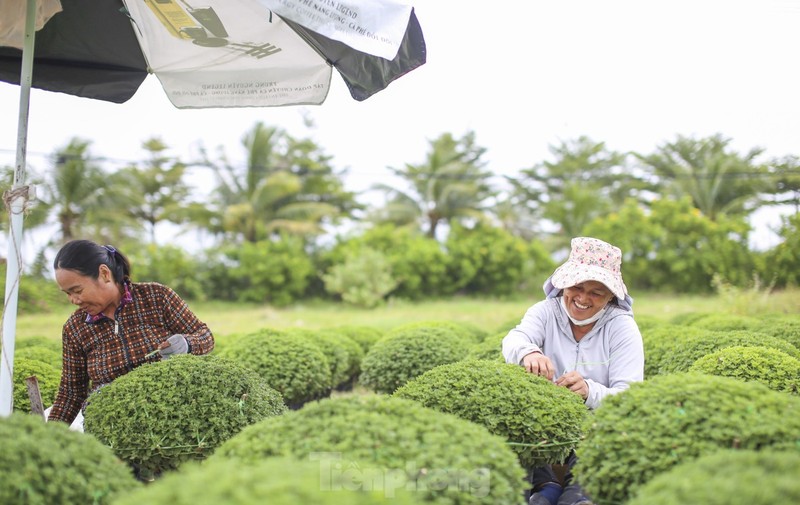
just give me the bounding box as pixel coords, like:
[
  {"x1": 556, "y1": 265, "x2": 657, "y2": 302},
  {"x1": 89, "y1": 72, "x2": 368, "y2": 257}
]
[{"x1": 48, "y1": 282, "x2": 214, "y2": 424}]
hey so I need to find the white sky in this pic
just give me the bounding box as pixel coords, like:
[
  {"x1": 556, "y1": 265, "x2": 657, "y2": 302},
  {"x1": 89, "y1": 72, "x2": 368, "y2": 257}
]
[{"x1": 1, "y1": 0, "x2": 799, "y2": 248}]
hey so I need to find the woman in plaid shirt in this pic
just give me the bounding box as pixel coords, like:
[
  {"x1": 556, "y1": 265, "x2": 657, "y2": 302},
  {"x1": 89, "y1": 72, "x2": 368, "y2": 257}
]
[{"x1": 48, "y1": 239, "x2": 214, "y2": 424}]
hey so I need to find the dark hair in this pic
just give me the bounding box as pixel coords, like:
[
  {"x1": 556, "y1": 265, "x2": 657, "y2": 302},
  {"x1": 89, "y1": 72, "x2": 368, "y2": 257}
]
[{"x1": 53, "y1": 240, "x2": 131, "y2": 284}]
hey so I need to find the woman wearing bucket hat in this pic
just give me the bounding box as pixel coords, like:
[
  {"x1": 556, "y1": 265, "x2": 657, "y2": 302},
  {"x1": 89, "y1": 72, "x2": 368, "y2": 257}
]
[{"x1": 502, "y1": 237, "x2": 644, "y2": 505}]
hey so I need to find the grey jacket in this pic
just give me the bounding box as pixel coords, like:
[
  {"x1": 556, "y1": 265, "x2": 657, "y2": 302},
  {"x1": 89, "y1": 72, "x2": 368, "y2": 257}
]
[{"x1": 502, "y1": 297, "x2": 644, "y2": 409}]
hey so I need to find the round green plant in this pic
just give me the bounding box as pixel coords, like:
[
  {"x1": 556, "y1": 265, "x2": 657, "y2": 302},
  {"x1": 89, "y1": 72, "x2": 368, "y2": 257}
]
[
  {"x1": 757, "y1": 315, "x2": 800, "y2": 350},
  {"x1": 288, "y1": 328, "x2": 364, "y2": 389},
  {"x1": 388, "y1": 320, "x2": 484, "y2": 344},
  {"x1": 465, "y1": 332, "x2": 505, "y2": 362},
  {"x1": 687, "y1": 313, "x2": 762, "y2": 332},
  {"x1": 1, "y1": 412, "x2": 139, "y2": 504},
  {"x1": 322, "y1": 329, "x2": 364, "y2": 388},
  {"x1": 360, "y1": 327, "x2": 469, "y2": 394},
  {"x1": 395, "y1": 360, "x2": 589, "y2": 468},
  {"x1": 668, "y1": 312, "x2": 713, "y2": 326},
  {"x1": 627, "y1": 450, "x2": 800, "y2": 505},
  {"x1": 643, "y1": 326, "x2": 800, "y2": 377},
  {"x1": 112, "y1": 456, "x2": 425, "y2": 505},
  {"x1": 573, "y1": 372, "x2": 800, "y2": 504},
  {"x1": 212, "y1": 395, "x2": 527, "y2": 505},
  {"x1": 216, "y1": 328, "x2": 332, "y2": 408},
  {"x1": 84, "y1": 354, "x2": 286, "y2": 475},
  {"x1": 13, "y1": 358, "x2": 59, "y2": 413},
  {"x1": 632, "y1": 314, "x2": 664, "y2": 332},
  {"x1": 15, "y1": 346, "x2": 62, "y2": 370},
  {"x1": 689, "y1": 345, "x2": 800, "y2": 394},
  {"x1": 332, "y1": 325, "x2": 385, "y2": 353},
  {"x1": 16, "y1": 336, "x2": 61, "y2": 353}
]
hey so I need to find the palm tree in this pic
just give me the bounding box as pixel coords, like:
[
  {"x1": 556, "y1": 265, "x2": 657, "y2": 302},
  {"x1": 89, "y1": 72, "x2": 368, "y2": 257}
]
[
  {"x1": 113, "y1": 138, "x2": 192, "y2": 243},
  {"x1": 371, "y1": 131, "x2": 495, "y2": 239},
  {"x1": 202, "y1": 122, "x2": 357, "y2": 243},
  {"x1": 637, "y1": 134, "x2": 770, "y2": 220},
  {"x1": 44, "y1": 138, "x2": 107, "y2": 244},
  {"x1": 507, "y1": 136, "x2": 637, "y2": 246}
]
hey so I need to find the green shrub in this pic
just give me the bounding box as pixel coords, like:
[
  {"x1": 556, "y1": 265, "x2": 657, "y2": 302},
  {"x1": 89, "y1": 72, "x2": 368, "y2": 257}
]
[
  {"x1": 360, "y1": 327, "x2": 469, "y2": 394},
  {"x1": 588, "y1": 196, "x2": 756, "y2": 292},
  {"x1": 13, "y1": 358, "x2": 59, "y2": 413},
  {"x1": 633, "y1": 314, "x2": 665, "y2": 332},
  {"x1": 0, "y1": 412, "x2": 139, "y2": 504},
  {"x1": 757, "y1": 315, "x2": 800, "y2": 350},
  {"x1": 640, "y1": 325, "x2": 711, "y2": 378},
  {"x1": 674, "y1": 329, "x2": 800, "y2": 372},
  {"x1": 627, "y1": 450, "x2": 800, "y2": 505},
  {"x1": 212, "y1": 396, "x2": 527, "y2": 505},
  {"x1": 15, "y1": 346, "x2": 62, "y2": 370},
  {"x1": 321, "y1": 329, "x2": 364, "y2": 387},
  {"x1": 689, "y1": 345, "x2": 800, "y2": 394},
  {"x1": 465, "y1": 332, "x2": 505, "y2": 362},
  {"x1": 668, "y1": 311, "x2": 714, "y2": 326},
  {"x1": 0, "y1": 264, "x2": 67, "y2": 313},
  {"x1": 395, "y1": 360, "x2": 589, "y2": 468},
  {"x1": 286, "y1": 328, "x2": 362, "y2": 389},
  {"x1": 452, "y1": 320, "x2": 489, "y2": 342},
  {"x1": 83, "y1": 355, "x2": 286, "y2": 475},
  {"x1": 687, "y1": 313, "x2": 762, "y2": 332},
  {"x1": 573, "y1": 373, "x2": 800, "y2": 504},
  {"x1": 445, "y1": 223, "x2": 529, "y2": 296},
  {"x1": 495, "y1": 317, "x2": 522, "y2": 335},
  {"x1": 200, "y1": 238, "x2": 313, "y2": 306},
  {"x1": 388, "y1": 320, "x2": 484, "y2": 344},
  {"x1": 642, "y1": 326, "x2": 800, "y2": 377},
  {"x1": 16, "y1": 336, "x2": 61, "y2": 353},
  {"x1": 216, "y1": 328, "x2": 331, "y2": 408},
  {"x1": 322, "y1": 247, "x2": 398, "y2": 308},
  {"x1": 762, "y1": 212, "x2": 800, "y2": 288},
  {"x1": 322, "y1": 225, "x2": 451, "y2": 300},
  {"x1": 128, "y1": 244, "x2": 204, "y2": 300},
  {"x1": 112, "y1": 457, "x2": 424, "y2": 505},
  {"x1": 332, "y1": 325, "x2": 385, "y2": 353}
]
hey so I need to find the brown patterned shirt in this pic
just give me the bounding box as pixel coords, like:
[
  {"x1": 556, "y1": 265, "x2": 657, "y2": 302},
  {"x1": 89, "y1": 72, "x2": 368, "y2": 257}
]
[{"x1": 48, "y1": 282, "x2": 214, "y2": 423}]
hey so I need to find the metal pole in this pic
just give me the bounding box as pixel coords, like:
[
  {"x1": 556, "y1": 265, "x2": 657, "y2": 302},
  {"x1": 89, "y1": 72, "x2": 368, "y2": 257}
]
[{"x1": 0, "y1": 0, "x2": 37, "y2": 417}]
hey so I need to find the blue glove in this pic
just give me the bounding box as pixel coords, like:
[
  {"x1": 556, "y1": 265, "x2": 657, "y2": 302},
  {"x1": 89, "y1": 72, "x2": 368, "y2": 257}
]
[{"x1": 159, "y1": 334, "x2": 188, "y2": 359}]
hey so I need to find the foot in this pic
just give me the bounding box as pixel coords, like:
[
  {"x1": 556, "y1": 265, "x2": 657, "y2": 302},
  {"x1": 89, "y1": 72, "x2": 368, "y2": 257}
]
[
  {"x1": 529, "y1": 493, "x2": 555, "y2": 505},
  {"x1": 557, "y1": 484, "x2": 593, "y2": 505}
]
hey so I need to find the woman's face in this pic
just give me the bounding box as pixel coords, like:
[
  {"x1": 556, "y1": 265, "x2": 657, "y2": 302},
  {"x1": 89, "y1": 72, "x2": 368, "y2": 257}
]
[
  {"x1": 562, "y1": 280, "x2": 615, "y2": 321},
  {"x1": 55, "y1": 265, "x2": 119, "y2": 316}
]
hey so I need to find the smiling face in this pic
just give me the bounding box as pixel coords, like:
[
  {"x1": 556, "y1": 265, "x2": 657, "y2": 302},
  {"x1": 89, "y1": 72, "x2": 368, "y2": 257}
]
[
  {"x1": 562, "y1": 280, "x2": 615, "y2": 321},
  {"x1": 55, "y1": 265, "x2": 120, "y2": 317}
]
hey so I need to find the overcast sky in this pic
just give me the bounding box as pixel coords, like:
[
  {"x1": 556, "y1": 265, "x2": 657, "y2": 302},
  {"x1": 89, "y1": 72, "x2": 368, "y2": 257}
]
[{"x1": 1, "y1": 0, "x2": 799, "y2": 248}]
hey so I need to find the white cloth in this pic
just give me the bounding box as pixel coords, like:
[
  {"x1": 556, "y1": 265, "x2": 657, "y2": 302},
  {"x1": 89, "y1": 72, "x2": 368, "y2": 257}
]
[
  {"x1": 0, "y1": 0, "x2": 62, "y2": 49},
  {"x1": 502, "y1": 297, "x2": 644, "y2": 409},
  {"x1": 43, "y1": 405, "x2": 84, "y2": 432}
]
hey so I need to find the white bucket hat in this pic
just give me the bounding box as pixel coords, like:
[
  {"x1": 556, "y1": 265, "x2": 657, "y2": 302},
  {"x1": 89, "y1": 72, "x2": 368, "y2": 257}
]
[{"x1": 548, "y1": 237, "x2": 628, "y2": 302}]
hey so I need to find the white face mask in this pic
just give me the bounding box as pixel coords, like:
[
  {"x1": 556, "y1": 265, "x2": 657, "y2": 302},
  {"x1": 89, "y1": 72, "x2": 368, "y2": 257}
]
[{"x1": 561, "y1": 296, "x2": 607, "y2": 326}]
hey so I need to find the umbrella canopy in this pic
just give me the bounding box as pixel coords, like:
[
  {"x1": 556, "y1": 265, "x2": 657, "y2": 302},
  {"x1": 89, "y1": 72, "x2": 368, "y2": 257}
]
[{"x1": 0, "y1": 0, "x2": 426, "y2": 107}]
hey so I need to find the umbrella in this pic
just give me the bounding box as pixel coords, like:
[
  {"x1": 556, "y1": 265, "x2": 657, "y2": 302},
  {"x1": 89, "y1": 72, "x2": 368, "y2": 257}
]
[{"x1": 0, "y1": 0, "x2": 426, "y2": 415}]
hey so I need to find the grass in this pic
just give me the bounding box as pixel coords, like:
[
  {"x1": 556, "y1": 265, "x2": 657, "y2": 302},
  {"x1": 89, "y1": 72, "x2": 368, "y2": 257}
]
[{"x1": 8, "y1": 288, "x2": 800, "y2": 344}]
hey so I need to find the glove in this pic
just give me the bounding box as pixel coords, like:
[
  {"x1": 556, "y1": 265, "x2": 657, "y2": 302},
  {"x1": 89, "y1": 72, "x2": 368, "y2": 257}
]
[{"x1": 159, "y1": 334, "x2": 188, "y2": 359}]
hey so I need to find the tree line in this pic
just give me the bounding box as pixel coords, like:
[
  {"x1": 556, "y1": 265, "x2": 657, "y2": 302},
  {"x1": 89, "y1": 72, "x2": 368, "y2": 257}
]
[{"x1": 2, "y1": 123, "x2": 799, "y2": 307}]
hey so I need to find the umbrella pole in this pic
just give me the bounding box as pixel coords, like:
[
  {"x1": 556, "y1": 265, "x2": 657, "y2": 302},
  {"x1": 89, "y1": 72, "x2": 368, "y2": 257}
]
[{"x1": 0, "y1": 0, "x2": 38, "y2": 417}]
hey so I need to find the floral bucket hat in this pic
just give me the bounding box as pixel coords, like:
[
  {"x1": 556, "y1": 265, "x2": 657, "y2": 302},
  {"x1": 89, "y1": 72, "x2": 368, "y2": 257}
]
[{"x1": 547, "y1": 237, "x2": 628, "y2": 303}]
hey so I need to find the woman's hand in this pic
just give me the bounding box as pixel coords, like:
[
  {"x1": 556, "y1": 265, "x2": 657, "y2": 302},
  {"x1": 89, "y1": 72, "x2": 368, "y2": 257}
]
[
  {"x1": 521, "y1": 351, "x2": 556, "y2": 380},
  {"x1": 556, "y1": 371, "x2": 589, "y2": 400}
]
